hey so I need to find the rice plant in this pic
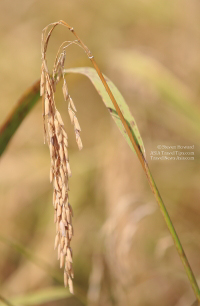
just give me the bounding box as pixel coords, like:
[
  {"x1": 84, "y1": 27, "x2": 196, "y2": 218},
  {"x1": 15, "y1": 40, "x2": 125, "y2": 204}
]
[{"x1": 0, "y1": 19, "x2": 199, "y2": 306}]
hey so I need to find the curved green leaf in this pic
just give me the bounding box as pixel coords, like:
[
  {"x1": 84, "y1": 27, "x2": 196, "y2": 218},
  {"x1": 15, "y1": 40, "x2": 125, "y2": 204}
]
[
  {"x1": 0, "y1": 288, "x2": 70, "y2": 306},
  {"x1": 64, "y1": 67, "x2": 145, "y2": 156},
  {"x1": 0, "y1": 80, "x2": 40, "y2": 156}
]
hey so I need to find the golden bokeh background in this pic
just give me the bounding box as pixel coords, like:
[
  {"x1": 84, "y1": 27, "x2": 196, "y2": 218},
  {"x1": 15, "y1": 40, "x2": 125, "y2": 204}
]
[{"x1": 0, "y1": 1, "x2": 200, "y2": 306}]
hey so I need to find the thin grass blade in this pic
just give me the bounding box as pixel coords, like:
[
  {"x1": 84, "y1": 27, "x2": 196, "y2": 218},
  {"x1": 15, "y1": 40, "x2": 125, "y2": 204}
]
[{"x1": 112, "y1": 51, "x2": 200, "y2": 134}]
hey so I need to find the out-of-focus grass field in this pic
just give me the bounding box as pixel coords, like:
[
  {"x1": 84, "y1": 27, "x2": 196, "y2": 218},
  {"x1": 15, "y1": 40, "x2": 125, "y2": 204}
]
[{"x1": 0, "y1": 1, "x2": 200, "y2": 305}]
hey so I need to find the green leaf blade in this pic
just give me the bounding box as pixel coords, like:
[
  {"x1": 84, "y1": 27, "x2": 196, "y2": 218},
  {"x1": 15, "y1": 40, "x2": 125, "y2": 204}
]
[
  {"x1": 0, "y1": 287, "x2": 70, "y2": 306},
  {"x1": 64, "y1": 67, "x2": 145, "y2": 156},
  {"x1": 0, "y1": 80, "x2": 40, "y2": 156}
]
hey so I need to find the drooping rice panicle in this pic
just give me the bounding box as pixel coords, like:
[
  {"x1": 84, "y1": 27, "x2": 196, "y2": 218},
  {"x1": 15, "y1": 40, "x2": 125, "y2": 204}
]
[{"x1": 40, "y1": 24, "x2": 83, "y2": 294}]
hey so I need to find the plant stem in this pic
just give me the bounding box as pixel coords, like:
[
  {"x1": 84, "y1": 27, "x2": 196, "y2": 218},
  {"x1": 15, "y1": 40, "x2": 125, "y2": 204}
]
[
  {"x1": 57, "y1": 20, "x2": 200, "y2": 302},
  {"x1": 0, "y1": 80, "x2": 40, "y2": 156}
]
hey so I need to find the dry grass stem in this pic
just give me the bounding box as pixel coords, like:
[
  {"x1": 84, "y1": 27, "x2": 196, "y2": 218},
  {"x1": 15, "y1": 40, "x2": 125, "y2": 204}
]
[{"x1": 40, "y1": 23, "x2": 83, "y2": 293}]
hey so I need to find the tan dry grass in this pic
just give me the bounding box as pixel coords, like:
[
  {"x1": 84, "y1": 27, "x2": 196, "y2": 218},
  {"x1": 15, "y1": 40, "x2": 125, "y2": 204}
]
[{"x1": 40, "y1": 23, "x2": 83, "y2": 293}]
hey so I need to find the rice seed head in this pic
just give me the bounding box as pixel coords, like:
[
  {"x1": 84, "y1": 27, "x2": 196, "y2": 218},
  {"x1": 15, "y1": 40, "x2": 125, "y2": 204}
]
[{"x1": 41, "y1": 25, "x2": 84, "y2": 294}]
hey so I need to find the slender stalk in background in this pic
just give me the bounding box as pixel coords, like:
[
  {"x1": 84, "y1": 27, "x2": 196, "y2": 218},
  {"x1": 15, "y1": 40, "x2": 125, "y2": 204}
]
[{"x1": 55, "y1": 20, "x2": 200, "y2": 302}]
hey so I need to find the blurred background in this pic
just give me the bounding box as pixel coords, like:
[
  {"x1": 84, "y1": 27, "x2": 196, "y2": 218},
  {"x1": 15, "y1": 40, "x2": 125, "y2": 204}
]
[{"x1": 0, "y1": 1, "x2": 200, "y2": 305}]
